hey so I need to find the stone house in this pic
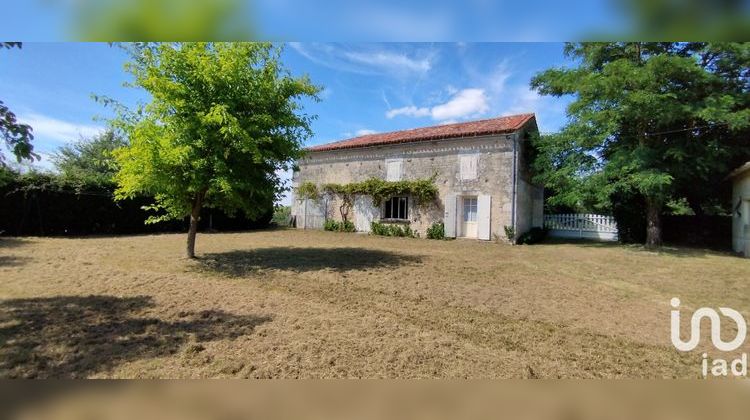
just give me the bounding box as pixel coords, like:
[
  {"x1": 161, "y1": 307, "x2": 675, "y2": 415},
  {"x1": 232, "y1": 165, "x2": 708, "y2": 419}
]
[
  {"x1": 730, "y1": 162, "x2": 750, "y2": 257},
  {"x1": 291, "y1": 113, "x2": 544, "y2": 241}
]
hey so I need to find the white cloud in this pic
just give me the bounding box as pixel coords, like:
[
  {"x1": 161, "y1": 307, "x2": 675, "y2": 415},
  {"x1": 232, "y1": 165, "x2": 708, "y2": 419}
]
[
  {"x1": 343, "y1": 51, "x2": 431, "y2": 73},
  {"x1": 289, "y1": 43, "x2": 435, "y2": 76},
  {"x1": 386, "y1": 105, "x2": 430, "y2": 119},
  {"x1": 506, "y1": 86, "x2": 542, "y2": 115},
  {"x1": 487, "y1": 60, "x2": 512, "y2": 94},
  {"x1": 431, "y1": 88, "x2": 489, "y2": 121},
  {"x1": 380, "y1": 90, "x2": 392, "y2": 109},
  {"x1": 0, "y1": 148, "x2": 57, "y2": 173},
  {"x1": 19, "y1": 113, "x2": 104, "y2": 144},
  {"x1": 387, "y1": 88, "x2": 489, "y2": 122},
  {"x1": 355, "y1": 129, "x2": 378, "y2": 136}
]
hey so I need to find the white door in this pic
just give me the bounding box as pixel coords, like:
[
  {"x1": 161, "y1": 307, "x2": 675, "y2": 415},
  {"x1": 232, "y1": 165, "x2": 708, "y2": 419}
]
[
  {"x1": 477, "y1": 195, "x2": 492, "y2": 240},
  {"x1": 461, "y1": 197, "x2": 478, "y2": 238},
  {"x1": 444, "y1": 193, "x2": 457, "y2": 238},
  {"x1": 354, "y1": 195, "x2": 379, "y2": 232}
]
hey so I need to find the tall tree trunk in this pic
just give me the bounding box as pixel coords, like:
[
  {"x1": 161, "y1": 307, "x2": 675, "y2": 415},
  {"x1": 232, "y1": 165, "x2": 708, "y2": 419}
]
[
  {"x1": 186, "y1": 193, "x2": 204, "y2": 259},
  {"x1": 645, "y1": 197, "x2": 663, "y2": 249}
]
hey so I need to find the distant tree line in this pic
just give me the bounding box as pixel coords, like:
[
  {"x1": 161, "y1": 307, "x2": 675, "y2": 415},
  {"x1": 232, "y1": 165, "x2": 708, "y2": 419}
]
[{"x1": 0, "y1": 130, "x2": 273, "y2": 236}]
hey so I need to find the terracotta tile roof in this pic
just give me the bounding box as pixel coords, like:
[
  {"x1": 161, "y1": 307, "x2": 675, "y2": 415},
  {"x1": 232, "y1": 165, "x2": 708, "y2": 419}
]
[{"x1": 307, "y1": 113, "x2": 536, "y2": 152}]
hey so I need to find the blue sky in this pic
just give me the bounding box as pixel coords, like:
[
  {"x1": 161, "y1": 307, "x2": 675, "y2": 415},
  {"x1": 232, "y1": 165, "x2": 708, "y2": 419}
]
[
  {"x1": 0, "y1": 42, "x2": 576, "y2": 203},
  {"x1": 3, "y1": 1, "x2": 627, "y2": 41}
]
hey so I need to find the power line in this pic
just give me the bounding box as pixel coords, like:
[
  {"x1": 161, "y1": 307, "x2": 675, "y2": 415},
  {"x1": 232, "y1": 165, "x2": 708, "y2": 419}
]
[
  {"x1": 644, "y1": 122, "x2": 729, "y2": 137},
  {"x1": 540, "y1": 122, "x2": 730, "y2": 138}
]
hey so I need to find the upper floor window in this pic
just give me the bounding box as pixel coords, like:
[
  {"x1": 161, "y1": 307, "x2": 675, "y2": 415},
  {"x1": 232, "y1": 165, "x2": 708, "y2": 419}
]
[
  {"x1": 383, "y1": 196, "x2": 408, "y2": 220},
  {"x1": 459, "y1": 153, "x2": 478, "y2": 180},
  {"x1": 386, "y1": 159, "x2": 403, "y2": 181}
]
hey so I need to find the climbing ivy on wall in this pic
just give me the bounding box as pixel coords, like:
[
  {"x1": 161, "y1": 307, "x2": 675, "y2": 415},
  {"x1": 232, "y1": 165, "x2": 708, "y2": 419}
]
[
  {"x1": 296, "y1": 177, "x2": 439, "y2": 225},
  {"x1": 321, "y1": 177, "x2": 438, "y2": 206},
  {"x1": 297, "y1": 177, "x2": 438, "y2": 205},
  {"x1": 296, "y1": 181, "x2": 320, "y2": 200}
]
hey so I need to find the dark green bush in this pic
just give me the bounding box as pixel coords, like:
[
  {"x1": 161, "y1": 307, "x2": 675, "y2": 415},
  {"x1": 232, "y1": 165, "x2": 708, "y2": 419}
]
[
  {"x1": 517, "y1": 227, "x2": 549, "y2": 245},
  {"x1": 503, "y1": 225, "x2": 516, "y2": 243},
  {"x1": 340, "y1": 220, "x2": 355, "y2": 232},
  {"x1": 611, "y1": 190, "x2": 647, "y2": 244},
  {"x1": 324, "y1": 219, "x2": 338, "y2": 231},
  {"x1": 370, "y1": 221, "x2": 386, "y2": 236},
  {"x1": 0, "y1": 172, "x2": 272, "y2": 236},
  {"x1": 370, "y1": 221, "x2": 415, "y2": 238},
  {"x1": 272, "y1": 206, "x2": 291, "y2": 226},
  {"x1": 426, "y1": 222, "x2": 445, "y2": 239},
  {"x1": 324, "y1": 219, "x2": 355, "y2": 232}
]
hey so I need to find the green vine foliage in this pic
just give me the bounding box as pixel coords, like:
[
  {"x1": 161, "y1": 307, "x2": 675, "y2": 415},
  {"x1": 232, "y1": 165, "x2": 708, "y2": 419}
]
[
  {"x1": 320, "y1": 177, "x2": 438, "y2": 206},
  {"x1": 296, "y1": 181, "x2": 319, "y2": 200}
]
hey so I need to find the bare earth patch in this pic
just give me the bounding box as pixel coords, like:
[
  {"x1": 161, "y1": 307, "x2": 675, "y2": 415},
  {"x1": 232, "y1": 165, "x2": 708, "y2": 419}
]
[{"x1": 1, "y1": 230, "x2": 748, "y2": 378}]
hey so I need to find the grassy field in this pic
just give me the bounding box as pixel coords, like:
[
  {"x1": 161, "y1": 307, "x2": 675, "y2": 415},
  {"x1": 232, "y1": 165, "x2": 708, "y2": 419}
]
[{"x1": 1, "y1": 229, "x2": 748, "y2": 378}]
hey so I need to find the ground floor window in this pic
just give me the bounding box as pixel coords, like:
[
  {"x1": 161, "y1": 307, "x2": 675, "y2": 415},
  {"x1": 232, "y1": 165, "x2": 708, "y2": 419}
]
[
  {"x1": 463, "y1": 197, "x2": 477, "y2": 222},
  {"x1": 383, "y1": 196, "x2": 408, "y2": 220}
]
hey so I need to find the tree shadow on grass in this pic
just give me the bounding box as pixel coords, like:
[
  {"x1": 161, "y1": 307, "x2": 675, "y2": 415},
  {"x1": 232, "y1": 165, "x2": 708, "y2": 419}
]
[
  {"x1": 0, "y1": 295, "x2": 272, "y2": 378},
  {"x1": 0, "y1": 255, "x2": 32, "y2": 267},
  {"x1": 0, "y1": 238, "x2": 33, "y2": 267},
  {"x1": 0, "y1": 238, "x2": 31, "y2": 249},
  {"x1": 199, "y1": 247, "x2": 423, "y2": 276}
]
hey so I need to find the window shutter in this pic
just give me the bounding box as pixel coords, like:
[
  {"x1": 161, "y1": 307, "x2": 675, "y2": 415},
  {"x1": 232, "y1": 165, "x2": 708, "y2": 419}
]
[
  {"x1": 386, "y1": 159, "x2": 403, "y2": 181},
  {"x1": 477, "y1": 195, "x2": 491, "y2": 240},
  {"x1": 444, "y1": 194, "x2": 457, "y2": 238},
  {"x1": 459, "y1": 153, "x2": 478, "y2": 180}
]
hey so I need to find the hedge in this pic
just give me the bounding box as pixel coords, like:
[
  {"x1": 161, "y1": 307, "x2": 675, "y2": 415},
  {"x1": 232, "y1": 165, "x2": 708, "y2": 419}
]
[{"x1": 0, "y1": 180, "x2": 272, "y2": 236}]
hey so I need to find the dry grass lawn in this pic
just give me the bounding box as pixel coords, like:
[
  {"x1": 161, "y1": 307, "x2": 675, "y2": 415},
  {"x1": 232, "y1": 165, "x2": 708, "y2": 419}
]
[{"x1": 1, "y1": 229, "x2": 749, "y2": 378}]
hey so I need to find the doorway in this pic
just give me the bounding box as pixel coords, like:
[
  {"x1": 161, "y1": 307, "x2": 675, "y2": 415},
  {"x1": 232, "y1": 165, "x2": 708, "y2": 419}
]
[{"x1": 461, "y1": 196, "x2": 478, "y2": 238}]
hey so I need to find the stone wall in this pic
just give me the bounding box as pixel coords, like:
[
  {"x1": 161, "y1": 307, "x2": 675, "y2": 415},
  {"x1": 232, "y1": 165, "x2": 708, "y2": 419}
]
[{"x1": 293, "y1": 133, "x2": 542, "y2": 240}]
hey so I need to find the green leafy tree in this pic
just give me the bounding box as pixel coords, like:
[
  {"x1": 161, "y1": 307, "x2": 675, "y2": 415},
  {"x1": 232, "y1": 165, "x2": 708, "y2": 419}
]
[
  {"x1": 1, "y1": 43, "x2": 37, "y2": 167},
  {"x1": 72, "y1": 0, "x2": 251, "y2": 41},
  {"x1": 112, "y1": 43, "x2": 319, "y2": 258},
  {"x1": 52, "y1": 130, "x2": 126, "y2": 186},
  {"x1": 531, "y1": 42, "x2": 750, "y2": 248}
]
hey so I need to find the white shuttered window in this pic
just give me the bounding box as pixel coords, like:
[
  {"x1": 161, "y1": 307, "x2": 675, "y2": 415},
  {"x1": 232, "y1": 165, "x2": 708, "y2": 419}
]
[
  {"x1": 386, "y1": 159, "x2": 403, "y2": 181},
  {"x1": 459, "y1": 153, "x2": 478, "y2": 180}
]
